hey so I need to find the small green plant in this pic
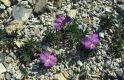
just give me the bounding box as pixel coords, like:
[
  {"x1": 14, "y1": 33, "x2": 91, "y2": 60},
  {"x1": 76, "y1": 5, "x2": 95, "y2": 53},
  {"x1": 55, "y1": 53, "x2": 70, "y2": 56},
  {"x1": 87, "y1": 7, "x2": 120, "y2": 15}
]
[
  {"x1": 64, "y1": 19, "x2": 88, "y2": 45},
  {"x1": 0, "y1": 29, "x2": 18, "y2": 51},
  {"x1": 17, "y1": 38, "x2": 40, "y2": 65},
  {"x1": 109, "y1": 17, "x2": 124, "y2": 58}
]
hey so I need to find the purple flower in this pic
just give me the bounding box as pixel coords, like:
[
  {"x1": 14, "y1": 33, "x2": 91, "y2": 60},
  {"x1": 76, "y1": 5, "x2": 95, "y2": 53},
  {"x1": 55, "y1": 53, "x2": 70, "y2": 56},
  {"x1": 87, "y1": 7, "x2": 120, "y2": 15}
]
[
  {"x1": 81, "y1": 33, "x2": 100, "y2": 50},
  {"x1": 88, "y1": 33, "x2": 100, "y2": 45},
  {"x1": 81, "y1": 39, "x2": 96, "y2": 50},
  {"x1": 39, "y1": 51, "x2": 57, "y2": 68},
  {"x1": 54, "y1": 15, "x2": 71, "y2": 31},
  {"x1": 63, "y1": 16, "x2": 71, "y2": 24}
]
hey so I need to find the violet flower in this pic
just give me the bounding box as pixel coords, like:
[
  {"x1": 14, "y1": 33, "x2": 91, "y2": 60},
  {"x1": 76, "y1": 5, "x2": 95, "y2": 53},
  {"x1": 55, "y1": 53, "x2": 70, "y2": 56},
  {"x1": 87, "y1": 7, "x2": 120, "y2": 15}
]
[
  {"x1": 81, "y1": 38, "x2": 96, "y2": 50},
  {"x1": 54, "y1": 15, "x2": 71, "y2": 31},
  {"x1": 81, "y1": 33, "x2": 100, "y2": 50},
  {"x1": 88, "y1": 33, "x2": 100, "y2": 45},
  {"x1": 39, "y1": 51, "x2": 57, "y2": 68}
]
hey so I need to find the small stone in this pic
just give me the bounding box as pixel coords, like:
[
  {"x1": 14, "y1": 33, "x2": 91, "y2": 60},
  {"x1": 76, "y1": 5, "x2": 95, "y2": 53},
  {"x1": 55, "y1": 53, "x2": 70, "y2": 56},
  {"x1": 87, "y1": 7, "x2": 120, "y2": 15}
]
[
  {"x1": 53, "y1": 0, "x2": 65, "y2": 8},
  {"x1": 68, "y1": 69, "x2": 73, "y2": 76},
  {"x1": 6, "y1": 56, "x2": 13, "y2": 63},
  {"x1": 99, "y1": 32, "x2": 104, "y2": 38},
  {"x1": 12, "y1": 6, "x2": 32, "y2": 22},
  {"x1": 117, "y1": 0, "x2": 124, "y2": 4},
  {"x1": 5, "y1": 20, "x2": 24, "y2": 33},
  {"x1": 121, "y1": 54, "x2": 124, "y2": 64},
  {"x1": 0, "y1": 0, "x2": 11, "y2": 6},
  {"x1": 0, "y1": 63, "x2": 6, "y2": 74},
  {"x1": 108, "y1": 72, "x2": 117, "y2": 79},
  {"x1": 116, "y1": 68, "x2": 123, "y2": 77},
  {"x1": 87, "y1": 0, "x2": 92, "y2": 3},
  {"x1": 78, "y1": 25, "x2": 83, "y2": 29},
  {"x1": 77, "y1": 60, "x2": 83, "y2": 66},
  {"x1": 63, "y1": 71, "x2": 69, "y2": 79},
  {"x1": 72, "y1": 0, "x2": 79, "y2": 4},
  {"x1": 0, "y1": 73, "x2": 5, "y2": 80},
  {"x1": 15, "y1": 41, "x2": 24, "y2": 48},
  {"x1": 0, "y1": 4, "x2": 5, "y2": 9},
  {"x1": 104, "y1": 61, "x2": 111, "y2": 68},
  {"x1": 105, "y1": 7, "x2": 112, "y2": 12},
  {"x1": 7, "y1": 7, "x2": 12, "y2": 15},
  {"x1": 67, "y1": 9, "x2": 77, "y2": 18},
  {"x1": 13, "y1": 70, "x2": 22, "y2": 79},
  {"x1": 6, "y1": 72, "x2": 11, "y2": 80},
  {"x1": 76, "y1": 74, "x2": 80, "y2": 80},
  {"x1": 116, "y1": 4, "x2": 124, "y2": 16},
  {"x1": 53, "y1": 73, "x2": 67, "y2": 80},
  {"x1": 34, "y1": 0, "x2": 48, "y2": 14}
]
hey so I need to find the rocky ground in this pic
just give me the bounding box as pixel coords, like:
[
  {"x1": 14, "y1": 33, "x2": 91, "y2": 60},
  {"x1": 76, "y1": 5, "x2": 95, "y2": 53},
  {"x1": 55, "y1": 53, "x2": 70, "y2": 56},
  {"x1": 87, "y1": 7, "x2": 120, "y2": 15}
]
[{"x1": 0, "y1": 0, "x2": 124, "y2": 80}]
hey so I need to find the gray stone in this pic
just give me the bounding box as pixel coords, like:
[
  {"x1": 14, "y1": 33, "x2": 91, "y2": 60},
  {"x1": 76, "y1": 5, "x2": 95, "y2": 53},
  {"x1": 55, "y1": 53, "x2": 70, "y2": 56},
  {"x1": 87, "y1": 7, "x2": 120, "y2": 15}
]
[
  {"x1": 34, "y1": 0, "x2": 48, "y2": 14},
  {"x1": 72, "y1": 0, "x2": 79, "y2": 4},
  {"x1": 53, "y1": 0, "x2": 65, "y2": 8},
  {"x1": 99, "y1": 32, "x2": 105, "y2": 38},
  {"x1": 108, "y1": 72, "x2": 117, "y2": 79},
  {"x1": 104, "y1": 61, "x2": 111, "y2": 68},
  {"x1": 53, "y1": 73, "x2": 67, "y2": 80},
  {"x1": 0, "y1": 4, "x2": 5, "y2": 9},
  {"x1": 87, "y1": 0, "x2": 92, "y2": 3},
  {"x1": 0, "y1": 0, "x2": 11, "y2": 6},
  {"x1": 116, "y1": 4, "x2": 124, "y2": 16},
  {"x1": 0, "y1": 63, "x2": 6, "y2": 74},
  {"x1": 115, "y1": 68, "x2": 123, "y2": 77},
  {"x1": 77, "y1": 60, "x2": 83, "y2": 66},
  {"x1": 117, "y1": 0, "x2": 124, "y2": 4},
  {"x1": 68, "y1": 69, "x2": 73, "y2": 76},
  {"x1": 0, "y1": 73, "x2": 5, "y2": 80},
  {"x1": 6, "y1": 72, "x2": 11, "y2": 80},
  {"x1": 12, "y1": 6, "x2": 32, "y2": 22},
  {"x1": 6, "y1": 56, "x2": 13, "y2": 63}
]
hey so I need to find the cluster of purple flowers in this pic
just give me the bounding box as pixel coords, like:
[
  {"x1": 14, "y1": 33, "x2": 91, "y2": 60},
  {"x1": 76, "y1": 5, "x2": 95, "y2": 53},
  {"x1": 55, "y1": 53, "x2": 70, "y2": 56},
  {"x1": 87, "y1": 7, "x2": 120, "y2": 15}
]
[
  {"x1": 39, "y1": 51, "x2": 57, "y2": 68},
  {"x1": 81, "y1": 33, "x2": 100, "y2": 50},
  {"x1": 54, "y1": 15, "x2": 71, "y2": 31},
  {"x1": 39, "y1": 16, "x2": 101, "y2": 68}
]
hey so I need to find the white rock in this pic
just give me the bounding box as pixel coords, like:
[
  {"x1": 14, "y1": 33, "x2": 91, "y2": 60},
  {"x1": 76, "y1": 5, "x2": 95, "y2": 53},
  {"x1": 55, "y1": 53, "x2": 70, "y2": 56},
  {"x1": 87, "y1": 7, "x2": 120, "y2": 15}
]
[
  {"x1": 5, "y1": 20, "x2": 24, "y2": 33},
  {"x1": 0, "y1": 73, "x2": 5, "y2": 80},
  {"x1": 0, "y1": 0, "x2": 11, "y2": 6},
  {"x1": 53, "y1": 73, "x2": 67, "y2": 80},
  {"x1": 105, "y1": 7, "x2": 112, "y2": 12},
  {"x1": 99, "y1": 32, "x2": 104, "y2": 38},
  {"x1": 78, "y1": 25, "x2": 83, "y2": 29},
  {"x1": 77, "y1": 60, "x2": 83, "y2": 66},
  {"x1": 68, "y1": 9, "x2": 77, "y2": 18},
  {"x1": 12, "y1": 6, "x2": 32, "y2": 22},
  {"x1": 15, "y1": 41, "x2": 24, "y2": 48},
  {"x1": 0, "y1": 63, "x2": 6, "y2": 74}
]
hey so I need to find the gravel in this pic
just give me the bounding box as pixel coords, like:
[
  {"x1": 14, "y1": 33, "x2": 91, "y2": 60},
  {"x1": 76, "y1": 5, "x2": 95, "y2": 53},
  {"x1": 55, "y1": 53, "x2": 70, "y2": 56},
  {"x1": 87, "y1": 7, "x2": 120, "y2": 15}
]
[{"x1": 0, "y1": 0, "x2": 124, "y2": 80}]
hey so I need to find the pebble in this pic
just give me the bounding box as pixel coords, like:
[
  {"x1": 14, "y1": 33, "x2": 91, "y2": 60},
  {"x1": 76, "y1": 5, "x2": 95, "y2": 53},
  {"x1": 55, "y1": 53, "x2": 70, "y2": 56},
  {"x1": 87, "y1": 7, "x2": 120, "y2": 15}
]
[
  {"x1": 5, "y1": 20, "x2": 24, "y2": 33},
  {"x1": 116, "y1": 4, "x2": 124, "y2": 16},
  {"x1": 0, "y1": 0, "x2": 11, "y2": 6},
  {"x1": 99, "y1": 32, "x2": 105, "y2": 38},
  {"x1": 115, "y1": 68, "x2": 123, "y2": 77},
  {"x1": 34, "y1": 0, "x2": 48, "y2": 14},
  {"x1": 0, "y1": 73, "x2": 5, "y2": 80},
  {"x1": 5, "y1": 72, "x2": 11, "y2": 80},
  {"x1": 63, "y1": 70, "x2": 69, "y2": 79},
  {"x1": 53, "y1": 73, "x2": 67, "y2": 80},
  {"x1": 68, "y1": 9, "x2": 77, "y2": 18},
  {"x1": 77, "y1": 60, "x2": 83, "y2": 66},
  {"x1": 0, "y1": 63, "x2": 6, "y2": 74},
  {"x1": 12, "y1": 6, "x2": 32, "y2": 22},
  {"x1": 0, "y1": 0, "x2": 123, "y2": 80},
  {"x1": 117, "y1": 0, "x2": 124, "y2": 4},
  {"x1": 0, "y1": 4, "x2": 5, "y2": 9}
]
